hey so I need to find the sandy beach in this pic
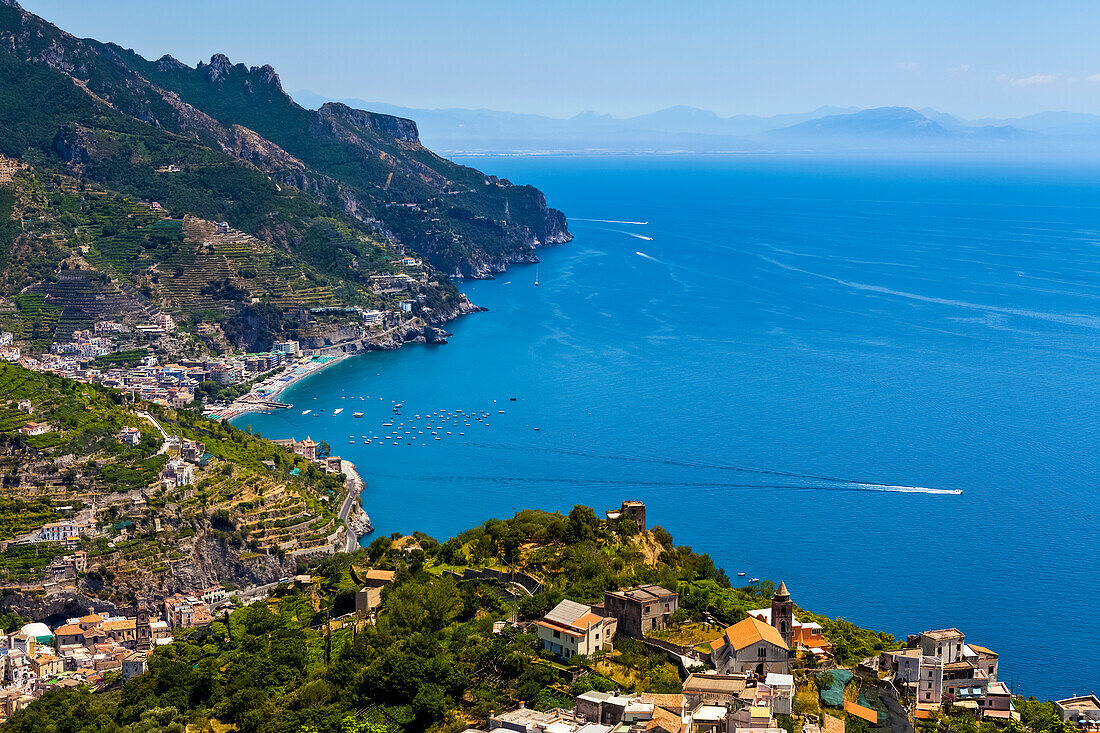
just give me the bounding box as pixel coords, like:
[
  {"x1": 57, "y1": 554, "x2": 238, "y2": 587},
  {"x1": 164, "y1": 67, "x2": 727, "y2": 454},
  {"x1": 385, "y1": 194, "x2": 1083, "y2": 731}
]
[{"x1": 206, "y1": 352, "x2": 352, "y2": 420}]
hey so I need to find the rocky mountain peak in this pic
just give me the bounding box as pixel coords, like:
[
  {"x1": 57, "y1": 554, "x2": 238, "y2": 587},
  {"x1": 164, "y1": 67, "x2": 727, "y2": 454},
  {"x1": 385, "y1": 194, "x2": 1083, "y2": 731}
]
[
  {"x1": 318, "y1": 102, "x2": 420, "y2": 144},
  {"x1": 253, "y1": 63, "x2": 283, "y2": 91},
  {"x1": 206, "y1": 52, "x2": 232, "y2": 82},
  {"x1": 0, "y1": 0, "x2": 23, "y2": 9},
  {"x1": 157, "y1": 54, "x2": 186, "y2": 72}
]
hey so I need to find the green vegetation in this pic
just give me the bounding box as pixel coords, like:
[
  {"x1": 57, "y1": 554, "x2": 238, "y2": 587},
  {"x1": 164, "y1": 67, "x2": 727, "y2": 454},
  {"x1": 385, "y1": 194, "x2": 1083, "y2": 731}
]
[
  {"x1": 0, "y1": 362, "x2": 346, "y2": 600},
  {"x1": 0, "y1": 3, "x2": 568, "y2": 353},
  {"x1": 91, "y1": 349, "x2": 149, "y2": 369}
]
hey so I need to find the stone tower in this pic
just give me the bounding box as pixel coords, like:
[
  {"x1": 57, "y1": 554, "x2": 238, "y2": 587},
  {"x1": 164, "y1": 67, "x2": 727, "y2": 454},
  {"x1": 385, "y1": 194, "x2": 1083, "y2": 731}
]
[
  {"x1": 136, "y1": 599, "x2": 152, "y2": 652},
  {"x1": 771, "y1": 581, "x2": 794, "y2": 647}
]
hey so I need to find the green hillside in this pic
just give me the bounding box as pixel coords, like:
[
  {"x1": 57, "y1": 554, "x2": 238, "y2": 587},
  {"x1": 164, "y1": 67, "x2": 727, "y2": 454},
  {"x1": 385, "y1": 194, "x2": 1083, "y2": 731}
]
[{"x1": 0, "y1": 362, "x2": 347, "y2": 600}]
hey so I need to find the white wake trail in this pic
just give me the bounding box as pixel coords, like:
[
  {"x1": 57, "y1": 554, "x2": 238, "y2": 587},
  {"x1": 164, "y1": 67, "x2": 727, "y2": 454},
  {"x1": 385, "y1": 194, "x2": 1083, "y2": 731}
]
[
  {"x1": 855, "y1": 483, "x2": 962, "y2": 495},
  {"x1": 572, "y1": 217, "x2": 649, "y2": 225}
]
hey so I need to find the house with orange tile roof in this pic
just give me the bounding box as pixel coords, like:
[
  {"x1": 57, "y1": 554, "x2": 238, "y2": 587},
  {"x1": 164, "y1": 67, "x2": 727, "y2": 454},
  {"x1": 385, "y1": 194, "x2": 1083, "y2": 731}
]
[
  {"x1": 537, "y1": 599, "x2": 617, "y2": 660},
  {"x1": 707, "y1": 616, "x2": 789, "y2": 677},
  {"x1": 53, "y1": 623, "x2": 85, "y2": 648},
  {"x1": 746, "y1": 582, "x2": 830, "y2": 655}
]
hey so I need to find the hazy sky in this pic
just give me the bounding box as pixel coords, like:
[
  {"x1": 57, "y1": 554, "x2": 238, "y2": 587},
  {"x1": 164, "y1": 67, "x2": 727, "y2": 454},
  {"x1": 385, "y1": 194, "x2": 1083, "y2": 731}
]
[{"x1": 19, "y1": 0, "x2": 1100, "y2": 119}]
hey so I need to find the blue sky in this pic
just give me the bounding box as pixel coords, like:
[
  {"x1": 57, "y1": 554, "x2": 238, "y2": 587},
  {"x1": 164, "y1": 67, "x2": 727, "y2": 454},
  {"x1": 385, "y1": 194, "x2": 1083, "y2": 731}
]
[{"x1": 19, "y1": 0, "x2": 1100, "y2": 118}]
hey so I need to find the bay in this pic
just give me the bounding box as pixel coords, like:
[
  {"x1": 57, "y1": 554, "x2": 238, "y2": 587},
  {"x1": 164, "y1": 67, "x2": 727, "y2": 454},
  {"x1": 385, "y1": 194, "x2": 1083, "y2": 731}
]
[{"x1": 235, "y1": 155, "x2": 1100, "y2": 699}]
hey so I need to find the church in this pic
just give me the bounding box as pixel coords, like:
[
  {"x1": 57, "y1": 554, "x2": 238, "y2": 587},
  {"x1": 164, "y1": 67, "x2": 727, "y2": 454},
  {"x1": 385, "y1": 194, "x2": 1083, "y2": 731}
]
[
  {"x1": 707, "y1": 615, "x2": 789, "y2": 676},
  {"x1": 747, "y1": 581, "x2": 831, "y2": 656}
]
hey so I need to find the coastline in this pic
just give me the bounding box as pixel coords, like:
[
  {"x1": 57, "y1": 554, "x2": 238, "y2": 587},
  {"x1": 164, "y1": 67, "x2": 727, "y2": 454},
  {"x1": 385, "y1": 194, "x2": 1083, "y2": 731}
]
[
  {"x1": 210, "y1": 352, "x2": 352, "y2": 421},
  {"x1": 339, "y1": 458, "x2": 372, "y2": 550}
]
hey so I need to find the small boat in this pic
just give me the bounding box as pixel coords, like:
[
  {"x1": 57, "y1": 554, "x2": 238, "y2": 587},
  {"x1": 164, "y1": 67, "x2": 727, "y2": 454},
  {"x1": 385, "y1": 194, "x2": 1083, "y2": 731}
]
[
  {"x1": 749, "y1": 578, "x2": 760, "y2": 583},
  {"x1": 737, "y1": 572, "x2": 746, "y2": 577},
  {"x1": 510, "y1": 397, "x2": 517, "y2": 401},
  {"x1": 353, "y1": 412, "x2": 364, "y2": 418},
  {"x1": 534, "y1": 427, "x2": 540, "y2": 431},
  {"x1": 498, "y1": 410, "x2": 505, "y2": 414},
  {"x1": 333, "y1": 408, "x2": 344, "y2": 415},
  {"x1": 302, "y1": 409, "x2": 312, "y2": 415}
]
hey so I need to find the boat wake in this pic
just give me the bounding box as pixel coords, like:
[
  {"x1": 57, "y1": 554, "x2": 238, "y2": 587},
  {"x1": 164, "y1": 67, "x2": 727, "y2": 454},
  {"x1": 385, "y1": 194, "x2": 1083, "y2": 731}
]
[
  {"x1": 635, "y1": 250, "x2": 662, "y2": 261},
  {"x1": 572, "y1": 217, "x2": 649, "y2": 225},
  {"x1": 457, "y1": 440, "x2": 961, "y2": 496},
  {"x1": 624, "y1": 232, "x2": 654, "y2": 241}
]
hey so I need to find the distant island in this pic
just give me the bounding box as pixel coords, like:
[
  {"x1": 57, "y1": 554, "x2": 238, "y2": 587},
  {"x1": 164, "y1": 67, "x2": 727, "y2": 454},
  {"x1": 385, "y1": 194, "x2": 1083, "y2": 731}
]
[{"x1": 289, "y1": 92, "x2": 1100, "y2": 156}]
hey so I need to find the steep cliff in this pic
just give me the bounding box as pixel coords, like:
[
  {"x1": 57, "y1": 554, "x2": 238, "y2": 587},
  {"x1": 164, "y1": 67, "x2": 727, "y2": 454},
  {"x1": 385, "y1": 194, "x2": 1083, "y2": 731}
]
[{"x1": 0, "y1": 2, "x2": 570, "y2": 280}]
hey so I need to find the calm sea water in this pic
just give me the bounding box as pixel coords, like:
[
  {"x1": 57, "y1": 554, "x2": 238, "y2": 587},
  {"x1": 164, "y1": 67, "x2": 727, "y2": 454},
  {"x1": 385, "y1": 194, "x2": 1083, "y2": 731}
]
[{"x1": 236, "y1": 156, "x2": 1100, "y2": 699}]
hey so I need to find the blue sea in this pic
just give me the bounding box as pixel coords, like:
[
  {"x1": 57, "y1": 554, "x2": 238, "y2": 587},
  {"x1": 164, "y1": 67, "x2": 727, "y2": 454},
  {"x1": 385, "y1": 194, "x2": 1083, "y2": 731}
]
[{"x1": 235, "y1": 155, "x2": 1100, "y2": 700}]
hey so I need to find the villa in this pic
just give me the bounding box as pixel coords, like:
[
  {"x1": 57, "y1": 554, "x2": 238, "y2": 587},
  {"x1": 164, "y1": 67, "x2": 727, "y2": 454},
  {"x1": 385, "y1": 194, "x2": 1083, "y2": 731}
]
[{"x1": 536, "y1": 599, "x2": 617, "y2": 661}]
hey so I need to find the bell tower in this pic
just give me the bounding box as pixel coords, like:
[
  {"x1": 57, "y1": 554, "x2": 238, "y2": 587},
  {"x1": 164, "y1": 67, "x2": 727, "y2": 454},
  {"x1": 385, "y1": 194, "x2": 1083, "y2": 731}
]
[
  {"x1": 136, "y1": 599, "x2": 152, "y2": 652},
  {"x1": 771, "y1": 581, "x2": 794, "y2": 646}
]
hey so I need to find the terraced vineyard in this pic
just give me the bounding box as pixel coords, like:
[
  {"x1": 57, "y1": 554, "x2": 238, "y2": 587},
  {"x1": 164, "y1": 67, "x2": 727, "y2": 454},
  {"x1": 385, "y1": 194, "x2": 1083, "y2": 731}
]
[
  {"x1": 139, "y1": 217, "x2": 340, "y2": 315},
  {"x1": 2, "y1": 173, "x2": 374, "y2": 345},
  {"x1": 0, "y1": 363, "x2": 350, "y2": 601},
  {"x1": 22, "y1": 269, "x2": 158, "y2": 341}
]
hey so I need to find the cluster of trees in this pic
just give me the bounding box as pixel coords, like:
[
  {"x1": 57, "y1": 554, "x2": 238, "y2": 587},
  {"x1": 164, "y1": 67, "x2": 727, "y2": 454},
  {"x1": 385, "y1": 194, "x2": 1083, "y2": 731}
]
[{"x1": 2, "y1": 553, "x2": 572, "y2": 733}]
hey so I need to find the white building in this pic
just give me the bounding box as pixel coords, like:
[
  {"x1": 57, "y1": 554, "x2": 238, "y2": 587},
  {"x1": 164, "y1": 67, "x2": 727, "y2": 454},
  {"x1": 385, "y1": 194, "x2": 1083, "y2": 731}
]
[
  {"x1": 40, "y1": 521, "x2": 79, "y2": 543},
  {"x1": 536, "y1": 599, "x2": 617, "y2": 661},
  {"x1": 273, "y1": 340, "x2": 300, "y2": 355}
]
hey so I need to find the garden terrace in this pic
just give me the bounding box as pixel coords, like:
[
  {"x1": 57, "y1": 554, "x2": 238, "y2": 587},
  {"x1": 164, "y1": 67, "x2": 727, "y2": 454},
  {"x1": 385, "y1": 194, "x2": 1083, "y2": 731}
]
[{"x1": 22, "y1": 268, "x2": 157, "y2": 340}]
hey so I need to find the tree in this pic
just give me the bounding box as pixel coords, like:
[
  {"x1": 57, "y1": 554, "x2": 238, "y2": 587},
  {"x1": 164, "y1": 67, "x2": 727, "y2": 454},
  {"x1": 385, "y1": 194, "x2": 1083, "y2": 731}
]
[
  {"x1": 412, "y1": 683, "x2": 449, "y2": 727},
  {"x1": 566, "y1": 505, "x2": 599, "y2": 543},
  {"x1": 617, "y1": 516, "x2": 639, "y2": 538}
]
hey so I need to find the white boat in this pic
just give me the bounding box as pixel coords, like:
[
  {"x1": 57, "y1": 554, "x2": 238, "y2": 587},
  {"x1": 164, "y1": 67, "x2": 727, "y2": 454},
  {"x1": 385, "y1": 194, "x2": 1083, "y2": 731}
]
[
  {"x1": 737, "y1": 572, "x2": 746, "y2": 577},
  {"x1": 333, "y1": 408, "x2": 344, "y2": 415},
  {"x1": 353, "y1": 412, "x2": 364, "y2": 418},
  {"x1": 302, "y1": 409, "x2": 312, "y2": 415},
  {"x1": 749, "y1": 577, "x2": 760, "y2": 583}
]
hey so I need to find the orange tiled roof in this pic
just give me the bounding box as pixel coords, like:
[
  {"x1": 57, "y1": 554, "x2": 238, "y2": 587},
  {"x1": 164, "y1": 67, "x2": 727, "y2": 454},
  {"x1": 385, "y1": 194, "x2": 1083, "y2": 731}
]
[
  {"x1": 575, "y1": 611, "x2": 607, "y2": 629},
  {"x1": 710, "y1": 616, "x2": 788, "y2": 652},
  {"x1": 365, "y1": 569, "x2": 396, "y2": 582},
  {"x1": 537, "y1": 619, "x2": 584, "y2": 638},
  {"x1": 647, "y1": 706, "x2": 683, "y2": 733},
  {"x1": 54, "y1": 624, "x2": 84, "y2": 636},
  {"x1": 80, "y1": 614, "x2": 103, "y2": 624},
  {"x1": 100, "y1": 619, "x2": 135, "y2": 631},
  {"x1": 969, "y1": 644, "x2": 997, "y2": 656},
  {"x1": 648, "y1": 693, "x2": 685, "y2": 712}
]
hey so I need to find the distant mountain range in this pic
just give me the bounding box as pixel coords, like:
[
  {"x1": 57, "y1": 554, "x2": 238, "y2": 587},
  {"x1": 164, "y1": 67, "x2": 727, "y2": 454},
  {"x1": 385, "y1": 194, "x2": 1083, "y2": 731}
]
[{"x1": 290, "y1": 91, "x2": 1100, "y2": 155}]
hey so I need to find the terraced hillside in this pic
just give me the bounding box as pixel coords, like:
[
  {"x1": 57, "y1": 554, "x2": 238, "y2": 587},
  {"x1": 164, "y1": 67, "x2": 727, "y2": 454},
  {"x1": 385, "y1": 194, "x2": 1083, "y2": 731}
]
[
  {"x1": 0, "y1": 0, "x2": 570, "y2": 287},
  {"x1": 22, "y1": 269, "x2": 156, "y2": 341},
  {"x1": 0, "y1": 169, "x2": 406, "y2": 349},
  {"x1": 0, "y1": 362, "x2": 349, "y2": 605}
]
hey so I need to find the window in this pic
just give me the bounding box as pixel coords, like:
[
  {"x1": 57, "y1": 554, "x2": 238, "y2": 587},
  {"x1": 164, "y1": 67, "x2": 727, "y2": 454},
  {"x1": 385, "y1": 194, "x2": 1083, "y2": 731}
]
[
  {"x1": 758, "y1": 647, "x2": 768, "y2": 659},
  {"x1": 553, "y1": 630, "x2": 560, "y2": 639}
]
